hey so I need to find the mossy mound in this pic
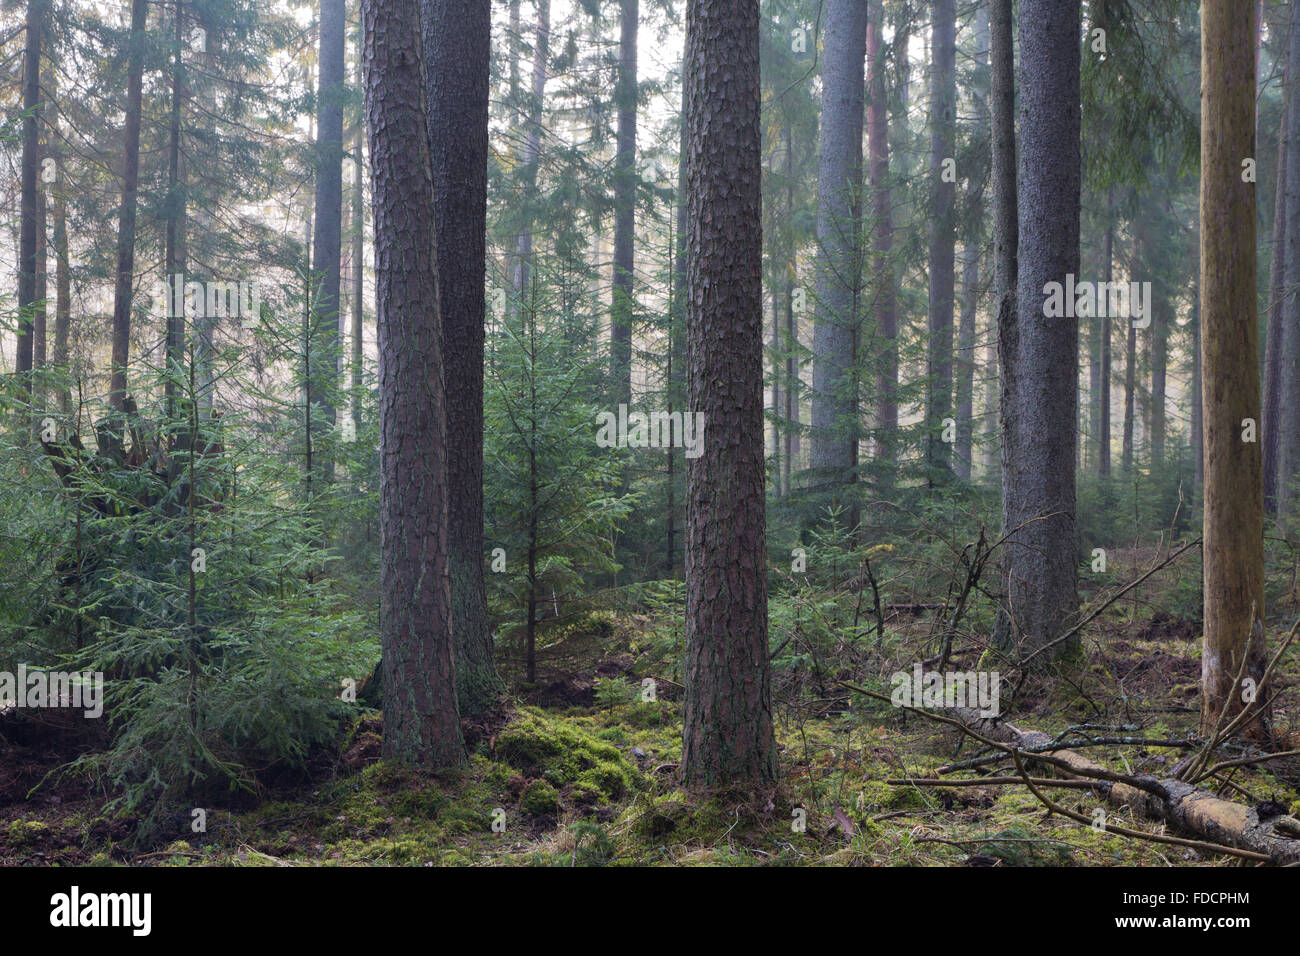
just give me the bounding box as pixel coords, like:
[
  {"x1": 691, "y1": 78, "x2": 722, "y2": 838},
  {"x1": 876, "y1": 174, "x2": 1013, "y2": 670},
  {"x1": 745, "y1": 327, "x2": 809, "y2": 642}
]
[{"x1": 496, "y1": 708, "x2": 640, "y2": 803}]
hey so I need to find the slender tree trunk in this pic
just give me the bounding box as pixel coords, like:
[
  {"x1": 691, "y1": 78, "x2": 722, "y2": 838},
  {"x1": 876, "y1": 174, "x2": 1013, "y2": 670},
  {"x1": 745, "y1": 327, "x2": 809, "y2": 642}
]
[
  {"x1": 422, "y1": 0, "x2": 503, "y2": 715},
  {"x1": 1200, "y1": 0, "x2": 1268, "y2": 741},
  {"x1": 164, "y1": 0, "x2": 187, "y2": 421},
  {"x1": 1123, "y1": 217, "x2": 1137, "y2": 473},
  {"x1": 1098, "y1": 188, "x2": 1113, "y2": 476},
  {"x1": 363, "y1": 0, "x2": 465, "y2": 767},
  {"x1": 512, "y1": 0, "x2": 550, "y2": 304},
  {"x1": 956, "y1": 242, "x2": 978, "y2": 481},
  {"x1": 867, "y1": 0, "x2": 896, "y2": 478},
  {"x1": 997, "y1": 0, "x2": 1081, "y2": 662},
  {"x1": 609, "y1": 0, "x2": 638, "y2": 408},
  {"x1": 1280, "y1": 0, "x2": 1300, "y2": 527},
  {"x1": 810, "y1": 0, "x2": 867, "y2": 491},
  {"x1": 681, "y1": 0, "x2": 777, "y2": 789},
  {"x1": 990, "y1": 0, "x2": 1017, "y2": 643},
  {"x1": 1267, "y1": 1, "x2": 1295, "y2": 516},
  {"x1": 17, "y1": 0, "x2": 45, "y2": 406},
  {"x1": 926, "y1": 0, "x2": 957, "y2": 480},
  {"x1": 783, "y1": 125, "x2": 799, "y2": 490},
  {"x1": 52, "y1": 177, "x2": 70, "y2": 415},
  {"x1": 109, "y1": 0, "x2": 148, "y2": 412},
  {"x1": 350, "y1": 33, "x2": 364, "y2": 428},
  {"x1": 311, "y1": 0, "x2": 346, "y2": 482}
]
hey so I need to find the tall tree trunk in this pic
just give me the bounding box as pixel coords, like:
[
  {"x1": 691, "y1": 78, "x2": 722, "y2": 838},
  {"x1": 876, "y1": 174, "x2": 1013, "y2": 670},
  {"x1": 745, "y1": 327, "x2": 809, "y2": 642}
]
[
  {"x1": 783, "y1": 125, "x2": 799, "y2": 491},
  {"x1": 997, "y1": 0, "x2": 1081, "y2": 663},
  {"x1": 350, "y1": 32, "x2": 364, "y2": 428},
  {"x1": 681, "y1": 0, "x2": 777, "y2": 789},
  {"x1": 16, "y1": 0, "x2": 45, "y2": 408},
  {"x1": 867, "y1": 0, "x2": 896, "y2": 480},
  {"x1": 422, "y1": 0, "x2": 504, "y2": 715},
  {"x1": 512, "y1": 0, "x2": 551, "y2": 304},
  {"x1": 311, "y1": 0, "x2": 346, "y2": 482},
  {"x1": 1200, "y1": 0, "x2": 1268, "y2": 740},
  {"x1": 109, "y1": 0, "x2": 148, "y2": 412},
  {"x1": 164, "y1": 0, "x2": 187, "y2": 421},
  {"x1": 990, "y1": 0, "x2": 1017, "y2": 641},
  {"x1": 1122, "y1": 216, "x2": 1137, "y2": 474},
  {"x1": 609, "y1": 0, "x2": 638, "y2": 408},
  {"x1": 363, "y1": 0, "x2": 466, "y2": 767},
  {"x1": 1280, "y1": 1, "x2": 1300, "y2": 528},
  {"x1": 955, "y1": 242, "x2": 978, "y2": 481},
  {"x1": 52, "y1": 180, "x2": 70, "y2": 415},
  {"x1": 955, "y1": 0, "x2": 989, "y2": 483},
  {"x1": 809, "y1": 0, "x2": 867, "y2": 490},
  {"x1": 1098, "y1": 188, "x2": 1114, "y2": 476},
  {"x1": 1265, "y1": 5, "x2": 1292, "y2": 515},
  {"x1": 926, "y1": 0, "x2": 957, "y2": 480}
]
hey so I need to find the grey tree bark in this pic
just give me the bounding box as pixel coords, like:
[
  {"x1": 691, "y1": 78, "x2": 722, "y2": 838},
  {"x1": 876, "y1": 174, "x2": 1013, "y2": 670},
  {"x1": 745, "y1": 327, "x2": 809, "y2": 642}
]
[
  {"x1": 310, "y1": 0, "x2": 346, "y2": 483},
  {"x1": 996, "y1": 0, "x2": 1081, "y2": 663},
  {"x1": 926, "y1": 0, "x2": 957, "y2": 480},
  {"x1": 609, "y1": 0, "x2": 638, "y2": 408},
  {"x1": 809, "y1": 0, "x2": 868, "y2": 491}
]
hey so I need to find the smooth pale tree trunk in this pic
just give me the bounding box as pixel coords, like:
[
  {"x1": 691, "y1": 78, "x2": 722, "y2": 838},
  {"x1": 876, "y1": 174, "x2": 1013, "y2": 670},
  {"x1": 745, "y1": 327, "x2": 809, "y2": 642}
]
[
  {"x1": 362, "y1": 0, "x2": 466, "y2": 767},
  {"x1": 422, "y1": 0, "x2": 504, "y2": 715},
  {"x1": 311, "y1": 0, "x2": 346, "y2": 482},
  {"x1": 1263, "y1": 3, "x2": 1291, "y2": 514},
  {"x1": 1200, "y1": 0, "x2": 1268, "y2": 741},
  {"x1": 1098, "y1": 189, "x2": 1114, "y2": 476},
  {"x1": 867, "y1": 0, "x2": 896, "y2": 476},
  {"x1": 512, "y1": 0, "x2": 550, "y2": 304},
  {"x1": 681, "y1": 0, "x2": 777, "y2": 789},
  {"x1": 996, "y1": 0, "x2": 1081, "y2": 663},
  {"x1": 609, "y1": 0, "x2": 638, "y2": 408},
  {"x1": 926, "y1": 0, "x2": 957, "y2": 480},
  {"x1": 809, "y1": 0, "x2": 867, "y2": 490},
  {"x1": 109, "y1": 0, "x2": 148, "y2": 412}
]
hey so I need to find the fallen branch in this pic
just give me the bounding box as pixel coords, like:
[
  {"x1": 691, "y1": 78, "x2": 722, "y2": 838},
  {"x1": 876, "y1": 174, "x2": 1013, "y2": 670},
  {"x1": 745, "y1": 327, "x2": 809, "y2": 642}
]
[{"x1": 952, "y1": 707, "x2": 1300, "y2": 865}]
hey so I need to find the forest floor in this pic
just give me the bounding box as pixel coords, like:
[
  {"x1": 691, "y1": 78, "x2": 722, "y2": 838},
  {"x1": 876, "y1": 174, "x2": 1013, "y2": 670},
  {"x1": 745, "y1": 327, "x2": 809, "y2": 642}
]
[{"x1": 2, "y1": 550, "x2": 1299, "y2": 866}]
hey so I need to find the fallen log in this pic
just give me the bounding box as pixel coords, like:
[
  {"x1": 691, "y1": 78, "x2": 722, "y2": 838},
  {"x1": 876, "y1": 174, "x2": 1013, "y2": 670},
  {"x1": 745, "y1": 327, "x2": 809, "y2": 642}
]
[{"x1": 951, "y1": 707, "x2": 1300, "y2": 865}]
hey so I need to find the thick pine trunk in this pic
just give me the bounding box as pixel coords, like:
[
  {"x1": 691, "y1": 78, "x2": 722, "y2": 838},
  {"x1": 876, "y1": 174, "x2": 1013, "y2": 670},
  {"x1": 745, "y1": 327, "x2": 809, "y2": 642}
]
[
  {"x1": 422, "y1": 0, "x2": 503, "y2": 716},
  {"x1": 809, "y1": 0, "x2": 867, "y2": 488},
  {"x1": 681, "y1": 0, "x2": 777, "y2": 789},
  {"x1": 1199, "y1": 0, "x2": 1267, "y2": 740},
  {"x1": 363, "y1": 0, "x2": 465, "y2": 767},
  {"x1": 997, "y1": 0, "x2": 1081, "y2": 662}
]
